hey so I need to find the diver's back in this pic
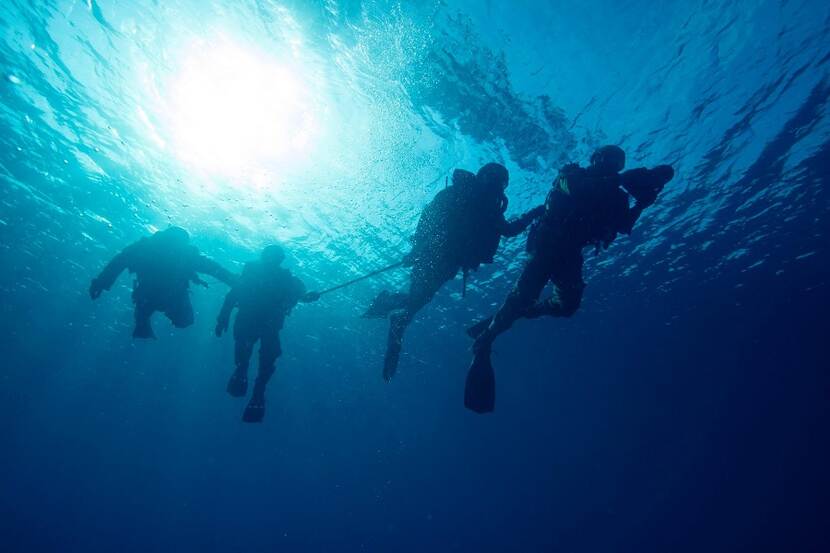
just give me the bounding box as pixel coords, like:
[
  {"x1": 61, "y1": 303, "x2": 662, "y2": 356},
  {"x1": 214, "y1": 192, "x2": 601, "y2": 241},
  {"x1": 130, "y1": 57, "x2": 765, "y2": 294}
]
[
  {"x1": 130, "y1": 238, "x2": 197, "y2": 295},
  {"x1": 540, "y1": 166, "x2": 628, "y2": 250},
  {"x1": 235, "y1": 261, "x2": 300, "y2": 330}
]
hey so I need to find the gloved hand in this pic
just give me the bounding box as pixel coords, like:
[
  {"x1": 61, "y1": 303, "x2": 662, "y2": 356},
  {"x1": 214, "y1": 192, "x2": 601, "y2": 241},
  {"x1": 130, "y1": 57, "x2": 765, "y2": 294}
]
[
  {"x1": 89, "y1": 278, "x2": 104, "y2": 300},
  {"x1": 302, "y1": 291, "x2": 321, "y2": 302},
  {"x1": 636, "y1": 165, "x2": 675, "y2": 208},
  {"x1": 636, "y1": 186, "x2": 660, "y2": 208},
  {"x1": 653, "y1": 164, "x2": 675, "y2": 185},
  {"x1": 215, "y1": 318, "x2": 228, "y2": 337}
]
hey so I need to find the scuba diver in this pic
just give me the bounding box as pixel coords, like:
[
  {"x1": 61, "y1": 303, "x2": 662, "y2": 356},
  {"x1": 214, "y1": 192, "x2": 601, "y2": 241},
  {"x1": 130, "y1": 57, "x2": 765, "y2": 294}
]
[
  {"x1": 464, "y1": 146, "x2": 675, "y2": 413},
  {"x1": 215, "y1": 245, "x2": 320, "y2": 423},
  {"x1": 363, "y1": 162, "x2": 544, "y2": 381},
  {"x1": 89, "y1": 226, "x2": 236, "y2": 338}
]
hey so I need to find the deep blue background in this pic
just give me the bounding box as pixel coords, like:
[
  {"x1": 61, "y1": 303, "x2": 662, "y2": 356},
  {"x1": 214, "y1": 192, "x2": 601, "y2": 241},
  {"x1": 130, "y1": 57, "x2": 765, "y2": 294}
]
[{"x1": 1, "y1": 1, "x2": 829, "y2": 551}]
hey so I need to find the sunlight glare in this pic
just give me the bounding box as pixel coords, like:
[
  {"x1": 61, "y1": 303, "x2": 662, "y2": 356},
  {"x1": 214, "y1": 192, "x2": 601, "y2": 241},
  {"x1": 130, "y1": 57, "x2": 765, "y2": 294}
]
[{"x1": 169, "y1": 40, "x2": 319, "y2": 175}]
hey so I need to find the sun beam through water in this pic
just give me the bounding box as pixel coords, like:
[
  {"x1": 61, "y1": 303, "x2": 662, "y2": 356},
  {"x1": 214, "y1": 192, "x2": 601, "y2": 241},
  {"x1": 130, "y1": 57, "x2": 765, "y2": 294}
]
[{"x1": 166, "y1": 38, "x2": 320, "y2": 179}]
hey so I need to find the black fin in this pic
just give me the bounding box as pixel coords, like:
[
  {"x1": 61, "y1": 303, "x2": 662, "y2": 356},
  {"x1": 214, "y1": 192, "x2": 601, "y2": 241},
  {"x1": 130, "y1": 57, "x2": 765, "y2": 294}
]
[
  {"x1": 226, "y1": 372, "x2": 248, "y2": 398},
  {"x1": 242, "y1": 397, "x2": 265, "y2": 423},
  {"x1": 362, "y1": 291, "x2": 407, "y2": 319},
  {"x1": 464, "y1": 349, "x2": 495, "y2": 413}
]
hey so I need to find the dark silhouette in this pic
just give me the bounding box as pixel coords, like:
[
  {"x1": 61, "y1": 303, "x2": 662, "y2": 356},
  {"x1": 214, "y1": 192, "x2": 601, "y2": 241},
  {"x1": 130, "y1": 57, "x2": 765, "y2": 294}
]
[
  {"x1": 363, "y1": 163, "x2": 543, "y2": 381},
  {"x1": 465, "y1": 146, "x2": 675, "y2": 412},
  {"x1": 89, "y1": 226, "x2": 236, "y2": 338},
  {"x1": 215, "y1": 245, "x2": 319, "y2": 423}
]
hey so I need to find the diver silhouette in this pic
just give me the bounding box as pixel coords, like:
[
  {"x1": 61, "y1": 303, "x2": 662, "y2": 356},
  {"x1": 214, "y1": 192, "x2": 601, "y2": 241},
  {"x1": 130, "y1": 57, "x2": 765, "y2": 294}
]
[
  {"x1": 89, "y1": 226, "x2": 236, "y2": 338},
  {"x1": 363, "y1": 163, "x2": 543, "y2": 381},
  {"x1": 215, "y1": 245, "x2": 320, "y2": 423},
  {"x1": 465, "y1": 146, "x2": 675, "y2": 413}
]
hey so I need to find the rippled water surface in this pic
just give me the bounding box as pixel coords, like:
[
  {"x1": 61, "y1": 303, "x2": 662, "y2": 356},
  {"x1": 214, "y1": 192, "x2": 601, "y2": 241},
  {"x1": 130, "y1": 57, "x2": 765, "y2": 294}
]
[{"x1": 1, "y1": 1, "x2": 828, "y2": 551}]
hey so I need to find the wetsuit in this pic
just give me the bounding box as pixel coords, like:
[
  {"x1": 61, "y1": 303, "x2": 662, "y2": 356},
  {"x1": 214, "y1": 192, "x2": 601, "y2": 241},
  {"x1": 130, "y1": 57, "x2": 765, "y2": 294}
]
[
  {"x1": 474, "y1": 164, "x2": 673, "y2": 347},
  {"x1": 371, "y1": 172, "x2": 543, "y2": 379},
  {"x1": 218, "y1": 260, "x2": 306, "y2": 400},
  {"x1": 92, "y1": 234, "x2": 235, "y2": 337}
]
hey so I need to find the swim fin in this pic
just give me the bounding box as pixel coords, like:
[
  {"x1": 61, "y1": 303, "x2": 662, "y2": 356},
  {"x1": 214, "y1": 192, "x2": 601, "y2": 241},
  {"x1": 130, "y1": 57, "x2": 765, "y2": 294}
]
[
  {"x1": 242, "y1": 395, "x2": 265, "y2": 423},
  {"x1": 466, "y1": 316, "x2": 493, "y2": 339},
  {"x1": 464, "y1": 347, "x2": 495, "y2": 414},
  {"x1": 362, "y1": 290, "x2": 408, "y2": 319},
  {"x1": 383, "y1": 312, "x2": 406, "y2": 381},
  {"x1": 226, "y1": 371, "x2": 248, "y2": 398}
]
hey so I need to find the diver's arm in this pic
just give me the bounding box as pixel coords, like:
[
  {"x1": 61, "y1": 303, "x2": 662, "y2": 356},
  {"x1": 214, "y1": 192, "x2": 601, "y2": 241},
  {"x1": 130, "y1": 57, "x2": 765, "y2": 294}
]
[
  {"x1": 298, "y1": 279, "x2": 320, "y2": 303},
  {"x1": 618, "y1": 165, "x2": 674, "y2": 235},
  {"x1": 215, "y1": 289, "x2": 238, "y2": 337},
  {"x1": 89, "y1": 244, "x2": 137, "y2": 299},
  {"x1": 500, "y1": 205, "x2": 545, "y2": 237},
  {"x1": 278, "y1": 278, "x2": 310, "y2": 319},
  {"x1": 300, "y1": 291, "x2": 320, "y2": 303},
  {"x1": 194, "y1": 255, "x2": 238, "y2": 287},
  {"x1": 619, "y1": 202, "x2": 648, "y2": 235},
  {"x1": 620, "y1": 165, "x2": 674, "y2": 204},
  {"x1": 295, "y1": 279, "x2": 319, "y2": 304}
]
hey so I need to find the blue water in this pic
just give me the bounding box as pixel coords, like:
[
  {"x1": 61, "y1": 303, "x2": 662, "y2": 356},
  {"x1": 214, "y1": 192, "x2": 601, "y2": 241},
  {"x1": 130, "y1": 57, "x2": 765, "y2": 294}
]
[{"x1": 1, "y1": 1, "x2": 828, "y2": 551}]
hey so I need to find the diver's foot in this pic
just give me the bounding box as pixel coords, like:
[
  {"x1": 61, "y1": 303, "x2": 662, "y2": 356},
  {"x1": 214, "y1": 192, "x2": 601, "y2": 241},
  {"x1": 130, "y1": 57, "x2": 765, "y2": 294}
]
[
  {"x1": 242, "y1": 394, "x2": 265, "y2": 423},
  {"x1": 362, "y1": 291, "x2": 406, "y2": 319},
  {"x1": 466, "y1": 316, "x2": 493, "y2": 339},
  {"x1": 226, "y1": 371, "x2": 248, "y2": 398},
  {"x1": 132, "y1": 323, "x2": 156, "y2": 339}
]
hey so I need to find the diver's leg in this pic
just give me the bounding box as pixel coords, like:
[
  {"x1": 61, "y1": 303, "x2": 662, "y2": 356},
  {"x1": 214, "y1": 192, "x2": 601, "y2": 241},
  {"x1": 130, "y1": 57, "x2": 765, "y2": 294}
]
[
  {"x1": 228, "y1": 331, "x2": 254, "y2": 397},
  {"x1": 165, "y1": 292, "x2": 195, "y2": 329},
  {"x1": 243, "y1": 331, "x2": 281, "y2": 423},
  {"x1": 384, "y1": 262, "x2": 454, "y2": 380},
  {"x1": 473, "y1": 254, "x2": 551, "y2": 351},
  {"x1": 525, "y1": 253, "x2": 585, "y2": 318},
  {"x1": 466, "y1": 316, "x2": 494, "y2": 339},
  {"x1": 133, "y1": 298, "x2": 156, "y2": 339}
]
